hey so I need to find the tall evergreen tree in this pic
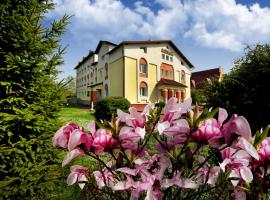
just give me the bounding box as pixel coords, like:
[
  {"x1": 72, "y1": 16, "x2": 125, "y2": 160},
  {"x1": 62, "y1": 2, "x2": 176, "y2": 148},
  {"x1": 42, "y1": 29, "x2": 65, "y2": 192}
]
[{"x1": 0, "y1": 0, "x2": 69, "y2": 198}]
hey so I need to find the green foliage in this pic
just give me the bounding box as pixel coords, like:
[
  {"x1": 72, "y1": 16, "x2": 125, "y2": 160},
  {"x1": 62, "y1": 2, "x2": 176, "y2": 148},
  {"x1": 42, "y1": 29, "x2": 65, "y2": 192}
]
[
  {"x1": 94, "y1": 96, "x2": 130, "y2": 121},
  {"x1": 191, "y1": 89, "x2": 204, "y2": 105},
  {"x1": 59, "y1": 76, "x2": 77, "y2": 104},
  {"x1": 0, "y1": 0, "x2": 70, "y2": 198},
  {"x1": 204, "y1": 44, "x2": 270, "y2": 132}
]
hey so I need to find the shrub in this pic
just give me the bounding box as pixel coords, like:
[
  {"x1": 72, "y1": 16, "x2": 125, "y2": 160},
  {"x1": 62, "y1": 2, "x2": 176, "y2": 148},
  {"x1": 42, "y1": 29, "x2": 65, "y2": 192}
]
[{"x1": 94, "y1": 96, "x2": 130, "y2": 121}]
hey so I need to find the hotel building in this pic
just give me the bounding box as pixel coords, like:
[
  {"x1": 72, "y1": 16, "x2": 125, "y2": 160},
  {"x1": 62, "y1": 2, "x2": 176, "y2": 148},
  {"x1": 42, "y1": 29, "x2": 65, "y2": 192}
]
[{"x1": 75, "y1": 40, "x2": 194, "y2": 110}]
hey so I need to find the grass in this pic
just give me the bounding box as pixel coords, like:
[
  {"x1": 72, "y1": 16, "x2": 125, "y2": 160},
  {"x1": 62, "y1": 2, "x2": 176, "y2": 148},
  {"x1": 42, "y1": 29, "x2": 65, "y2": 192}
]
[
  {"x1": 48, "y1": 104, "x2": 95, "y2": 200},
  {"x1": 59, "y1": 104, "x2": 95, "y2": 129}
]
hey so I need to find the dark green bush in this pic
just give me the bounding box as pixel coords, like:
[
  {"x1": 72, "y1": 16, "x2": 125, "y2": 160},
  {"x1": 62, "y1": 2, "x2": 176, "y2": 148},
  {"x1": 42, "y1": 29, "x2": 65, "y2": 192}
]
[
  {"x1": 94, "y1": 96, "x2": 130, "y2": 121},
  {"x1": 203, "y1": 44, "x2": 270, "y2": 132}
]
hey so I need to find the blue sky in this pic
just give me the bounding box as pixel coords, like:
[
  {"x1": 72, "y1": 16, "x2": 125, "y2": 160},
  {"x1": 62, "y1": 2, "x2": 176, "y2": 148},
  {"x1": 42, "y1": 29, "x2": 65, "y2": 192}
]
[{"x1": 46, "y1": 0, "x2": 270, "y2": 80}]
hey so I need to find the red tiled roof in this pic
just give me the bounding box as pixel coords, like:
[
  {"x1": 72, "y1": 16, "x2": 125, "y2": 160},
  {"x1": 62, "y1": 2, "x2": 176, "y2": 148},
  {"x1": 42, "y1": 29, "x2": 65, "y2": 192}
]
[
  {"x1": 191, "y1": 68, "x2": 221, "y2": 89},
  {"x1": 156, "y1": 78, "x2": 187, "y2": 88}
]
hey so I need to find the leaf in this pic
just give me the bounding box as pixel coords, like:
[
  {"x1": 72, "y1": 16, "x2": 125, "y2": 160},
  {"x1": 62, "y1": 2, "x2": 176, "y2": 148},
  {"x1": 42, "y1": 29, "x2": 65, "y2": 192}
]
[
  {"x1": 0, "y1": 178, "x2": 19, "y2": 188},
  {"x1": 254, "y1": 126, "x2": 270, "y2": 148}
]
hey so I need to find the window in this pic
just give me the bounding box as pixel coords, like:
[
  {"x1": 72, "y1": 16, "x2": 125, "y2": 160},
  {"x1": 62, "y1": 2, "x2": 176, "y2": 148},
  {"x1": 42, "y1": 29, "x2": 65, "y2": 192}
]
[
  {"x1": 181, "y1": 70, "x2": 186, "y2": 84},
  {"x1": 166, "y1": 55, "x2": 169, "y2": 61},
  {"x1": 139, "y1": 58, "x2": 148, "y2": 75},
  {"x1": 140, "y1": 47, "x2": 147, "y2": 53},
  {"x1": 170, "y1": 57, "x2": 173, "y2": 62},
  {"x1": 161, "y1": 69, "x2": 164, "y2": 77},
  {"x1": 170, "y1": 71, "x2": 173, "y2": 78},
  {"x1": 87, "y1": 91, "x2": 90, "y2": 97},
  {"x1": 162, "y1": 54, "x2": 165, "y2": 59},
  {"x1": 139, "y1": 82, "x2": 148, "y2": 97},
  {"x1": 105, "y1": 84, "x2": 108, "y2": 96},
  {"x1": 181, "y1": 61, "x2": 184, "y2": 66},
  {"x1": 105, "y1": 63, "x2": 108, "y2": 79},
  {"x1": 165, "y1": 70, "x2": 168, "y2": 77},
  {"x1": 102, "y1": 55, "x2": 105, "y2": 61},
  {"x1": 100, "y1": 70, "x2": 102, "y2": 79}
]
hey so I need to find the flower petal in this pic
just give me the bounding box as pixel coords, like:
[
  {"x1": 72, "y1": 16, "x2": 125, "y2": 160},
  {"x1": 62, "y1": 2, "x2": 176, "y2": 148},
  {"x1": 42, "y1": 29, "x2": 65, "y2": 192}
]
[
  {"x1": 233, "y1": 116, "x2": 252, "y2": 141},
  {"x1": 240, "y1": 166, "x2": 253, "y2": 183},
  {"x1": 62, "y1": 148, "x2": 85, "y2": 167},
  {"x1": 157, "y1": 121, "x2": 170, "y2": 135},
  {"x1": 229, "y1": 169, "x2": 240, "y2": 187},
  {"x1": 87, "y1": 121, "x2": 96, "y2": 135},
  {"x1": 135, "y1": 127, "x2": 145, "y2": 139},
  {"x1": 68, "y1": 129, "x2": 83, "y2": 151},
  {"x1": 117, "y1": 167, "x2": 138, "y2": 176},
  {"x1": 67, "y1": 172, "x2": 78, "y2": 186},
  {"x1": 78, "y1": 174, "x2": 88, "y2": 189},
  {"x1": 234, "y1": 137, "x2": 259, "y2": 160},
  {"x1": 218, "y1": 108, "x2": 228, "y2": 127}
]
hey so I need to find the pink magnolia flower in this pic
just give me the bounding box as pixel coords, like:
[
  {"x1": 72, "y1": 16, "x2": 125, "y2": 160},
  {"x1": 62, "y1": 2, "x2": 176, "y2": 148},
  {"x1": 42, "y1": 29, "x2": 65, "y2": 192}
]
[
  {"x1": 232, "y1": 137, "x2": 259, "y2": 160},
  {"x1": 116, "y1": 155, "x2": 170, "y2": 199},
  {"x1": 162, "y1": 172, "x2": 199, "y2": 189},
  {"x1": 157, "y1": 97, "x2": 191, "y2": 136},
  {"x1": 68, "y1": 129, "x2": 93, "y2": 152},
  {"x1": 121, "y1": 142, "x2": 148, "y2": 157},
  {"x1": 117, "y1": 104, "x2": 153, "y2": 140},
  {"x1": 233, "y1": 189, "x2": 246, "y2": 200},
  {"x1": 257, "y1": 137, "x2": 270, "y2": 165},
  {"x1": 155, "y1": 136, "x2": 186, "y2": 153},
  {"x1": 62, "y1": 148, "x2": 85, "y2": 166},
  {"x1": 191, "y1": 118, "x2": 223, "y2": 146},
  {"x1": 67, "y1": 165, "x2": 89, "y2": 189},
  {"x1": 196, "y1": 156, "x2": 220, "y2": 186},
  {"x1": 221, "y1": 114, "x2": 252, "y2": 143},
  {"x1": 220, "y1": 147, "x2": 254, "y2": 186},
  {"x1": 190, "y1": 108, "x2": 229, "y2": 146},
  {"x1": 92, "y1": 129, "x2": 119, "y2": 155},
  {"x1": 93, "y1": 162, "x2": 116, "y2": 189},
  {"x1": 53, "y1": 123, "x2": 82, "y2": 148}
]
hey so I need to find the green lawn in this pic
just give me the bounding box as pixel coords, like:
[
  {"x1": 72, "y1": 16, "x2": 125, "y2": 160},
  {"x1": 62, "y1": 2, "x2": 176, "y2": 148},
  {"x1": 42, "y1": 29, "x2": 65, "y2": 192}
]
[
  {"x1": 59, "y1": 105, "x2": 95, "y2": 129},
  {"x1": 48, "y1": 105, "x2": 95, "y2": 200}
]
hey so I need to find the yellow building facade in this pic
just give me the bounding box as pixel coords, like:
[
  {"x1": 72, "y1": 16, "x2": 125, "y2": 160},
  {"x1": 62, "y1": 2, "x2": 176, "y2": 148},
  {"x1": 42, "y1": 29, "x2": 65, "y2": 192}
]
[{"x1": 75, "y1": 40, "x2": 194, "y2": 109}]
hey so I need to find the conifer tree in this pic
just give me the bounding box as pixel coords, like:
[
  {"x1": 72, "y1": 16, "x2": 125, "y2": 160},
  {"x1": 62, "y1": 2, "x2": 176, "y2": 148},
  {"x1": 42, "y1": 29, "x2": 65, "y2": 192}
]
[{"x1": 0, "y1": 0, "x2": 69, "y2": 198}]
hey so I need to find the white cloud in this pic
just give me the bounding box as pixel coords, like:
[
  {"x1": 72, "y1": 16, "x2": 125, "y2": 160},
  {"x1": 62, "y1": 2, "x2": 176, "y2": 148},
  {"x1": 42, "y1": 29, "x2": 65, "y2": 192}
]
[
  {"x1": 184, "y1": 0, "x2": 270, "y2": 51},
  {"x1": 48, "y1": 0, "x2": 270, "y2": 52}
]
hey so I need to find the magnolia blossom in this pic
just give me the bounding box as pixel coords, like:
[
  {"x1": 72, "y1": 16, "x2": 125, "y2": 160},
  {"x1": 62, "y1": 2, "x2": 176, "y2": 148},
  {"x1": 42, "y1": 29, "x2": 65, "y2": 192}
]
[
  {"x1": 53, "y1": 123, "x2": 81, "y2": 148},
  {"x1": 115, "y1": 155, "x2": 171, "y2": 199},
  {"x1": 118, "y1": 105, "x2": 153, "y2": 140},
  {"x1": 221, "y1": 114, "x2": 252, "y2": 143},
  {"x1": 191, "y1": 118, "x2": 222, "y2": 146},
  {"x1": 196, "y1": 156, "x2": 220, "y2": 186},
  {"x1": 157, "y1": 97, "x2": 191, "y2": 136},
  {"x1": 92, "y1": 129, "x2": 118, "y2": 155},
  {"x1": 257, "y1": 137, "x2": 270, "y2": 165},
  {"x1": 68, "y1": 129, "x2": 93, "y2": 152},
  {"x1": 162, "y1": 172, "x2": 198, "y2": 189},
  {"x1": 67, "y1": 165, "x2": 89, "y2": 189},
  {"x1": 190, "y1": 108, "x2": 229, "y2": 146},
  {"x1": 93, "y1": 162, "x2": 116, "y2": 189},
  {"x1": 220, "y1": 147, "x2": 254, "y2": 186},
  {"x1": 62, "y1": 148, "x2": 85, "y2": 166}
]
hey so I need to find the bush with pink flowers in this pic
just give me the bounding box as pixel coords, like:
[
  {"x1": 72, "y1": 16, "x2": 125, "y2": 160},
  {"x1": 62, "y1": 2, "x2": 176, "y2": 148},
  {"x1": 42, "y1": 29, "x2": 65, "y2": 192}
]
[{"x1": 53, "y1": 97, "x2": 270, "y2": 199}]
